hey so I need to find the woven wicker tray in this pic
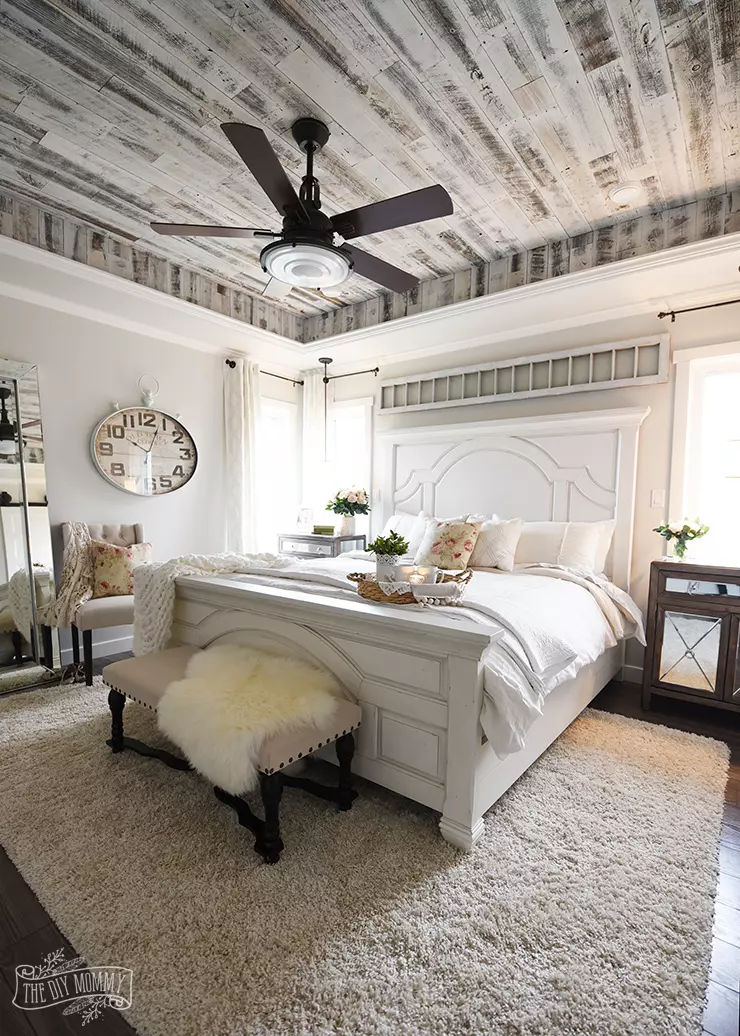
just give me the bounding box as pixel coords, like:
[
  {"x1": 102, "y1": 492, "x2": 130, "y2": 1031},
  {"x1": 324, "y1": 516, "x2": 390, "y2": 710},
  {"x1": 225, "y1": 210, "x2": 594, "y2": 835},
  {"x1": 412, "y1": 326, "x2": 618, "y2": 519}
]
[{"x1": 347, "y1": 569, "x2": 472, "y2": 605}]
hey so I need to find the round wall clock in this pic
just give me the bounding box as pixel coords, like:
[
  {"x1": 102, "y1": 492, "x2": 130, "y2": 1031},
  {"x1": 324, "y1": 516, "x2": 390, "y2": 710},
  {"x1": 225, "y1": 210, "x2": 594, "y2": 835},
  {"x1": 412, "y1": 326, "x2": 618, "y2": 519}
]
[{"x1": 91, "y1": 407, "x2": 197, "y2": 496}]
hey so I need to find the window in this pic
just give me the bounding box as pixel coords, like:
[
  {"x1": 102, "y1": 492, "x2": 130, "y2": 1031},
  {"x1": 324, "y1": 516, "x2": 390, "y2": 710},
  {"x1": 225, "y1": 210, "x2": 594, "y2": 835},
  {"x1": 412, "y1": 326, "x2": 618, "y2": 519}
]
[
  {"x1": 302, "y1": 397, "x2": 373, "y2": 534},
  {"x1": 673, "y1": 349, "x2": 740, "y2": 563},
  {"x1": 257, "y1": 399, "x2": 299, "y2": 551}
]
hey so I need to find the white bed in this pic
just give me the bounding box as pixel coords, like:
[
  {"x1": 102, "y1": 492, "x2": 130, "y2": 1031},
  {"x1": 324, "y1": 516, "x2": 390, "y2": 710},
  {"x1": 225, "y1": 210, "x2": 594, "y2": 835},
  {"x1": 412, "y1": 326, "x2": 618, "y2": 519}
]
[{"x1": 169, "y1": 406, "x2": 649, "y2": 850}]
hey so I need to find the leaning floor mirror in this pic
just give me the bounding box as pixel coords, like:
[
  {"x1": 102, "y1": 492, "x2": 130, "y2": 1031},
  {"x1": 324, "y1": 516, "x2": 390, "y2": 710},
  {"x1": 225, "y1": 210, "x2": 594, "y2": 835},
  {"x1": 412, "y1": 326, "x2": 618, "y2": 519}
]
[{"x1": 0, "y1": 359, "x2": 59, "y2": 691}]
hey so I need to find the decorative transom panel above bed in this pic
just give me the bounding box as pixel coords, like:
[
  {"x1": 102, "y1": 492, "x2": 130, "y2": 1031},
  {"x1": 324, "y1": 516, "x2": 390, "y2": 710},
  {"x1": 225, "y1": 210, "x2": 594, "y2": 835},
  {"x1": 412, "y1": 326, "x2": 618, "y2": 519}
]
[{"x1": 376, "y1": 407, "x2": 650, "y2": 592}]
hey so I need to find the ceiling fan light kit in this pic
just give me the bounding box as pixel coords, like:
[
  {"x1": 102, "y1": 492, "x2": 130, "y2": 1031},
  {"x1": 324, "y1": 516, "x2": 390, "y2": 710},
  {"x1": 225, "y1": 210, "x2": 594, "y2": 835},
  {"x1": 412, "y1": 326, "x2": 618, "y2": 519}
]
[
  {"x1": 261, "y1": 240, "x2": 352, "y2": 288},
  {"x1": 150, "y1": 117, "x2": 453, "y2": 299}
]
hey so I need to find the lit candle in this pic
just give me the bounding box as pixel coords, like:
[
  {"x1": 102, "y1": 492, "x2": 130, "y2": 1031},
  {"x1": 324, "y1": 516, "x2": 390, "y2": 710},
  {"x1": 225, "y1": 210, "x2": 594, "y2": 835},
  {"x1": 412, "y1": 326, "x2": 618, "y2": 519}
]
[{"x1": 408, "y1": 567, "x2": 425, "y2": 585}]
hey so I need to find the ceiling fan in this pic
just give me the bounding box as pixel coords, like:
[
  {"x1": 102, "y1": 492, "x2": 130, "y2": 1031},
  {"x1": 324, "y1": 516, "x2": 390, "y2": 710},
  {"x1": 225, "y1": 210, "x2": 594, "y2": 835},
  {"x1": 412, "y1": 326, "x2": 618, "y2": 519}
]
[{"x1": 150, "y1": 118, "x2": 453, "y2": 300}]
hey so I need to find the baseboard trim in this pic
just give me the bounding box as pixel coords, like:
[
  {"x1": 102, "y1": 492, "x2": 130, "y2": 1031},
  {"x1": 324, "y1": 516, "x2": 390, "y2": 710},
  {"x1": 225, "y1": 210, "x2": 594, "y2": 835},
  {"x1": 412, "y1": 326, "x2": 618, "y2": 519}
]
[
  {"x1": 621, "y1": 664, "x2": 643, "y2": 684},
  {"x1": 60, "y1": 633, "x2": 133, "y2": 665}
]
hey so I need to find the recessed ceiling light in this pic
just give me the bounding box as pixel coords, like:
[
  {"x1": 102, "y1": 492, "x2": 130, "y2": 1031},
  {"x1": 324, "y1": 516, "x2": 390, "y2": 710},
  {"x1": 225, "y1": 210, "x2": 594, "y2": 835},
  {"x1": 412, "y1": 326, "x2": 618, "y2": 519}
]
[{"x1": 609, "y1": 182, "x2": 642, "y2": 207}]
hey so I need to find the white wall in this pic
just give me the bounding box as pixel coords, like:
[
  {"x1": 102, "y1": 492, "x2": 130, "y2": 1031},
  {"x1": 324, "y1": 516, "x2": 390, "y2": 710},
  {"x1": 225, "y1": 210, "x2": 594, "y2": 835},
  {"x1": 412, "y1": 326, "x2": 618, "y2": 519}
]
[
  {"x1": 1, "y1": 295, "x2": 225, "y2": 656},
  {"x1": 334, "y1": 304, "x2": 740, "y2": 676}
]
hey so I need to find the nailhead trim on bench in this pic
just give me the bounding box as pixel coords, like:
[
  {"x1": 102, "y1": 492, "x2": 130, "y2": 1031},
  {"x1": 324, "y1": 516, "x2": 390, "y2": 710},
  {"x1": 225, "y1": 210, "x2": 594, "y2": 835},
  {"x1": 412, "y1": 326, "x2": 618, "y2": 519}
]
[{"x1": 103, "y1": 677, "x2": 361, "y2": 774}]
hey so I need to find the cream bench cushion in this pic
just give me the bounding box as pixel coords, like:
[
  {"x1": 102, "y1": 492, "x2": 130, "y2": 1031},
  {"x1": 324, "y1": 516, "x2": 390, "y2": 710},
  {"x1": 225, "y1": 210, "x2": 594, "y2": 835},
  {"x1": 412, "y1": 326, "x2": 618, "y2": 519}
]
[{"x1": 102, "y1": 647, "x2": 362, "y2": 776}]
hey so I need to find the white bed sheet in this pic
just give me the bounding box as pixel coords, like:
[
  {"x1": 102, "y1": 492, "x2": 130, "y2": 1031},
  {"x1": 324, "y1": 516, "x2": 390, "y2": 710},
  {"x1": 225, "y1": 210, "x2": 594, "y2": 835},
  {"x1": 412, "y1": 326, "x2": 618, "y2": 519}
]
[{"x1": 224, "y1": 556, "x2": 644, "y2": 760}]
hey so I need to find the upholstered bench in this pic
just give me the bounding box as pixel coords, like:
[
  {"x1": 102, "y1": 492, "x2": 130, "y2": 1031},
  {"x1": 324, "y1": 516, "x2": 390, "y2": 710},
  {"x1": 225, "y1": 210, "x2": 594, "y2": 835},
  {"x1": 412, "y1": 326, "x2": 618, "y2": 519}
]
[{"x1": 102, "y1": 646, "x2": 362, "y2": 864}]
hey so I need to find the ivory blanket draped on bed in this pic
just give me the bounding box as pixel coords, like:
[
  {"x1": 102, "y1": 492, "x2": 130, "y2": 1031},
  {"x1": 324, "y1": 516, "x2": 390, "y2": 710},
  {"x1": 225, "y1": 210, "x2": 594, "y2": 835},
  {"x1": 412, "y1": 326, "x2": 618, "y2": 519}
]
[{"x1": 134, "y1": 553, "x2": 644, "y2": 760}]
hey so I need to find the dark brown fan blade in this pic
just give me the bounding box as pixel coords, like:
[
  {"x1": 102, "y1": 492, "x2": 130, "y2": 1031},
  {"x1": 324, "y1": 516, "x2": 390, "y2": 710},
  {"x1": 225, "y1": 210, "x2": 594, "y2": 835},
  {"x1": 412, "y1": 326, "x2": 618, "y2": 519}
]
[
  {"x1": 150, "y1": 223, "x2": 275, "y2": 238},
  {"x1": 331, "y1": 185, "x2": 453, "y2": 239},
  {"x1": 342, "y1": 245, "x2": 418, "y2": 294},
  {"x1": 221, "y1": 123, "x2": 300, "y2": 218}
]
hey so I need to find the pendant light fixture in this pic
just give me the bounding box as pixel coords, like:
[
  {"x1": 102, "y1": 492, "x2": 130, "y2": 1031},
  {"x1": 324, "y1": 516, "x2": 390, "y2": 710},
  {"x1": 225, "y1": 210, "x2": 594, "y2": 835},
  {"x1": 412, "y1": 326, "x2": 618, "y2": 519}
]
[{"x1": 317, "y1": 357, "x2": 380, "y2": 462}]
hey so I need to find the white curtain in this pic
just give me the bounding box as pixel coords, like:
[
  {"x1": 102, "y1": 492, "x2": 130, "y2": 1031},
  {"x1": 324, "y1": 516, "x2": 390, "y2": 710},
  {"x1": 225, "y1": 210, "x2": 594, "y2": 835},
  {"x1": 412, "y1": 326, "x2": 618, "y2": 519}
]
[
  {"x1": 301, "y1": 369, "x2": 334, "y2": 521},
  {"x1": 223, "y1": 357, "x2": 261, "y2": 552}
]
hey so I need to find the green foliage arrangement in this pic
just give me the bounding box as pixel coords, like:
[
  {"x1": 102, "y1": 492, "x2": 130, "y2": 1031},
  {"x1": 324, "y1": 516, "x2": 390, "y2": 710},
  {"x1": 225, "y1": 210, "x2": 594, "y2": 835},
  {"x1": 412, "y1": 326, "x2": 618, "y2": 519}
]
[
  {"x1": 653, "y1": 518, "x2": 709, "y2": 559},
  {"x1": 365, "y1": 530, "x2": 410, "y2": 557}
]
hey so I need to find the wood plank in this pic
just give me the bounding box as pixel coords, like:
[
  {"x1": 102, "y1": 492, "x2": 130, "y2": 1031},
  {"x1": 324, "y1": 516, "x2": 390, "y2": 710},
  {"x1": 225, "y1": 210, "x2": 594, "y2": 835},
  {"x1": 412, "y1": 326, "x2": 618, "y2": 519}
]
[
  {"x1": 665, "y1": 9, "x2": 727, "y2": 197},
  {"x1": 553, "y1": 0, "x2": 620, "y2": 72},
  {"x1": 0, "y1": 971, "x2": 36, "y2": 1036},
  {"x1": 589, "y1": 58, "x2": 655, "y2": 176},
  {"x1": 0, "y1": 924, "x2": 135, "y2": 1035}
]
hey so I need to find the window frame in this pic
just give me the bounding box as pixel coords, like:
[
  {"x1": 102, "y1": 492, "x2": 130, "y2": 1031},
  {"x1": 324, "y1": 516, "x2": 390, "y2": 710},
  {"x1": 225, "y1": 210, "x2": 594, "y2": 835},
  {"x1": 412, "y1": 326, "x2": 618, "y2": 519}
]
[{"x1": 670, "y1": 340, "x2": 740, "y2": 521}]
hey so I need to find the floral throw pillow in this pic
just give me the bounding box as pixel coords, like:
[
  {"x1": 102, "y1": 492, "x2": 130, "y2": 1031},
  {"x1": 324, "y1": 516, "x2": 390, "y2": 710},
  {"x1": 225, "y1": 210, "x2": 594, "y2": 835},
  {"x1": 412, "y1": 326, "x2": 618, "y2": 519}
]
[
  {"x1": 92, "y1": 540, "x2": 152, "y2": 598},
  {"x1": 414, "y1": 520, "x2": 481, "y2": 571}
]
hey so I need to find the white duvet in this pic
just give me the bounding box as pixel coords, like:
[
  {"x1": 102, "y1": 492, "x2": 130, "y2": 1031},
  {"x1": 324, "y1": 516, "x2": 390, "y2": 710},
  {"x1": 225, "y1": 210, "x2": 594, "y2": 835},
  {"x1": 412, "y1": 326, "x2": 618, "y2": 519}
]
[
  {"x1": 135, "y1": 552, "x2": 644, "y2": 760},
  {"x1": 224, "y1": 555, "x2": 644, "y2": 758}
]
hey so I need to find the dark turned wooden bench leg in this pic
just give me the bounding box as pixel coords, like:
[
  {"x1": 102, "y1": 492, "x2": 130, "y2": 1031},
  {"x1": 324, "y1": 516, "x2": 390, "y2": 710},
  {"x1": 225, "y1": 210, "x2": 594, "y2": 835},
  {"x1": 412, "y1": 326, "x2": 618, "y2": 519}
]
[
  {"x1": 107, "y1": 689, "x2": 125, "y2": 752},
  {"x1": 106, "y1": 689, "x2": 192, "y2": 770},
  {"x1": 258, "y1": 773, "x2": 284, "y2": 865},
  {"x1": 335, "y1": 732, "x2": 357, "y2": 811}
]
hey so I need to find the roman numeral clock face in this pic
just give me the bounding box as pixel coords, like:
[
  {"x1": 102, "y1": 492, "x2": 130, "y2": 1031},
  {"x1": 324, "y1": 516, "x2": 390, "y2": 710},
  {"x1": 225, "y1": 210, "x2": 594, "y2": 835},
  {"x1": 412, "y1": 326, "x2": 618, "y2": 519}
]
[{"x1": 91, "y1": 409, "x2": 197, "y2": 496}]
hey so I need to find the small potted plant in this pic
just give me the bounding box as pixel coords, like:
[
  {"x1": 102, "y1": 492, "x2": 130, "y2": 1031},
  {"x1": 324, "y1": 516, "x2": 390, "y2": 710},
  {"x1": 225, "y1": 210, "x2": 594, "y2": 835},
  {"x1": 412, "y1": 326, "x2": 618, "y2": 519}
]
[
  {"x1": 326, "y1": 488, "x2": 370, "y2": 537},
  {"x1": 653, "y1": 518, "x2": 709, "y2": 561},
  {"x1": 365, "y1": 530, "x2": 410, "y2": 581}
]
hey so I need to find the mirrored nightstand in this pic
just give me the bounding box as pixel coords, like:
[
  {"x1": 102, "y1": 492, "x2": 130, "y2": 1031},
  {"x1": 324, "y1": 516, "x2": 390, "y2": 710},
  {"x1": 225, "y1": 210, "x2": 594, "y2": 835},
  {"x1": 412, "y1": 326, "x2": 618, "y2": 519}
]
[
  {"x1": 278, "y1": 533, "x2": 366, "y2": 559},
  {"x1": 643, "y1": 559, "x2": 740, "y2": 712}
]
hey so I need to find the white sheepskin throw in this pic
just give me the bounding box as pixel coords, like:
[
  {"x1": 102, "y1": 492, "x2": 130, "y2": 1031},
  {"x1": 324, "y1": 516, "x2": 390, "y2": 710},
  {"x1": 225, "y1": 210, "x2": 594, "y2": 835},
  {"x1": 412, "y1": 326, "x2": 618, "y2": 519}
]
[{"x1": 156, "y1": 645, "x2": 341, "y2": 795}]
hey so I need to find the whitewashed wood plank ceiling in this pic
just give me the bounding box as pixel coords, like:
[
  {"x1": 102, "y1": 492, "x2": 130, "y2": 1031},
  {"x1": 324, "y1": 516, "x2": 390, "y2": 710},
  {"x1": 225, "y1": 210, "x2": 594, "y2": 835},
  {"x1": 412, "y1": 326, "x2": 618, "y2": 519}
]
[{"x1": 0, "y1": 0, "x2": 737, "y2": 317}]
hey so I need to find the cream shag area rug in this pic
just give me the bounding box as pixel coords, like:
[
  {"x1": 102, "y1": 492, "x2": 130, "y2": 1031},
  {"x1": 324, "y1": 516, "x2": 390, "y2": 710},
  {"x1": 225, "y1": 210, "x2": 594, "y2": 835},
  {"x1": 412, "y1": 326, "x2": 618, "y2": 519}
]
[{"x1": 0, "y1": 680, "x2": 728, "y2": 1036}]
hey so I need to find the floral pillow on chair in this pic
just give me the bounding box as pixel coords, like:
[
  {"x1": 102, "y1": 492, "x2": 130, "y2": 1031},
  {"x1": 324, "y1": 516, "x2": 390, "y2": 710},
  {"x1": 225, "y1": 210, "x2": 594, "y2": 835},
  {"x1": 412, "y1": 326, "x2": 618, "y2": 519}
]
[
  {"x1": 414, "y1": 520, "x2": 481, "y2": 570},
  {"x1": 91, "y1": 541, "x2": 152, "y2": 598}
]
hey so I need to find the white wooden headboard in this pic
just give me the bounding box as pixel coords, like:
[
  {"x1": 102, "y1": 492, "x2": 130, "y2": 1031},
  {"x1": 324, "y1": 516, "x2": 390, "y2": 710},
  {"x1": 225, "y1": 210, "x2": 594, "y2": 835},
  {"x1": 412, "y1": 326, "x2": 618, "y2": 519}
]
[{"x1": 376, "y1": 407, "x2": 650, "y2": 591}]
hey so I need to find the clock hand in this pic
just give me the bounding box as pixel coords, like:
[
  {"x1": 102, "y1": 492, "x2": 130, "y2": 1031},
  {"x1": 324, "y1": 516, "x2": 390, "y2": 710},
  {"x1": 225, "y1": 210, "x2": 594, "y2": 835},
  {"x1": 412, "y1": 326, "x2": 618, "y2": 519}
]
[
  {"x1": 126, "y1": 438, "x2": 148, "y2": 452},
  {"x1": 146, "y1": 429, "x2": 160, "y2": 454}
]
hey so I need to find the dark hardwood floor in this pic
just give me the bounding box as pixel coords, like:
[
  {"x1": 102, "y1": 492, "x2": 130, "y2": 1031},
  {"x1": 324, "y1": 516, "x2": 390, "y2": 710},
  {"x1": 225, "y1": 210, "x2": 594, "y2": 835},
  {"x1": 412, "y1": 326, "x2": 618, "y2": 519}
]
[{"x1": 1, "y1": 666, "x2": 739, "y2": 1035}]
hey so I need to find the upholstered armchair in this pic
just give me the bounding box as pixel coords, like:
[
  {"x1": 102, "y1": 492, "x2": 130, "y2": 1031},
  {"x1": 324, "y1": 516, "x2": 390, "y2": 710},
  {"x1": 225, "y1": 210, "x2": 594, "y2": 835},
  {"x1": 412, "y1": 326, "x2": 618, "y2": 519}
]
[{"x1": 61, "y1": 523, "x2": 144, "y2": 686}]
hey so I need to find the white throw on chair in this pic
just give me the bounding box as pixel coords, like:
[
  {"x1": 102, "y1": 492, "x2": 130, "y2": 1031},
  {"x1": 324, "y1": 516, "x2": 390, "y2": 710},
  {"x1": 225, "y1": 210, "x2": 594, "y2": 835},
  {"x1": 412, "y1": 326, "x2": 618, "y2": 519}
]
[{"x1": 60, "y1": 523, "x2": 144, "y2": 685}]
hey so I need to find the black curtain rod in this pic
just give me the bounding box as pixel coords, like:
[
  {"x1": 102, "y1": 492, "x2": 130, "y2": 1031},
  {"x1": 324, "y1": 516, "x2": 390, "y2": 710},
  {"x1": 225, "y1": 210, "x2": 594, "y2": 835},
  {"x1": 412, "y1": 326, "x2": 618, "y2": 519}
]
[
  {"x1": 328, "y1": 367, "x2": 380, "y2": 381},
  {"x1": 658, "y1": 298, "x2": 740, "y2": 322},
  {"x1": 224, "y1": 359, "x2": 303, "y2": 386}
]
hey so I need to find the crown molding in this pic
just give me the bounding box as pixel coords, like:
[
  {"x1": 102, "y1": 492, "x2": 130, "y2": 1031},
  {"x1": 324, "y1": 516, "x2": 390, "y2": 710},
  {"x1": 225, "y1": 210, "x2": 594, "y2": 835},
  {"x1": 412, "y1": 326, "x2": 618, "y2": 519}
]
[
  {"x1": 297, "y1": 231, "x2": 740, "y2": 369},
  {"x1": 0, "y1": 236, "x2": 304, "y2": 374}
]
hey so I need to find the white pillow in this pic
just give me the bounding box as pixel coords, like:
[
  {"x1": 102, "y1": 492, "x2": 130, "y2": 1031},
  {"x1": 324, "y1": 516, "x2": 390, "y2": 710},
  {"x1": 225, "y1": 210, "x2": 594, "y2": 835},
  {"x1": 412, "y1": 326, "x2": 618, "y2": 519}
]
[
  {"x1": 515, "y1": 522, "x2": 566, "y2": 566},
  {"x1": 559, "y1": 522, "x2": 601, "y2": 570},
  {"x1": 591, "y1": 520, "x2": 615, "y2": 573},
  {"x1": 514, "y1": 520, "x2": 603, "y2": 571},
  {"x1": 379, "y1": 512, "x2": 429, "y2": 554},
  {"x1": 468, "y1": 517, "x2": 523, "y2": 571}
]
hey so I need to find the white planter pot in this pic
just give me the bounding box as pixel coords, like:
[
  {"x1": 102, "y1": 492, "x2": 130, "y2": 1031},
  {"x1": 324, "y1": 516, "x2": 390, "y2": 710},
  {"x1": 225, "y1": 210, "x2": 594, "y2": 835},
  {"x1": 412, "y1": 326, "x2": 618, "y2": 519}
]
[
  {"x1": 336, "y1": 514, "x2": 356, "y2": 537},
  {"x1": 375, "y1": 555, "x2": 397, "y2": 581}
]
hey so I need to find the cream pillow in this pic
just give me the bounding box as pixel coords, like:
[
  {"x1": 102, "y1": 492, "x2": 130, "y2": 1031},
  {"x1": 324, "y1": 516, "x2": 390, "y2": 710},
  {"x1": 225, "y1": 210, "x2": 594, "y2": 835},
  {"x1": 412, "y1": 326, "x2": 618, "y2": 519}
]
[
  {"x1": 414, "y1": 520, "x2": 481, "y2": 570},
  {"x1": 589, "y1": 520, "x2": 615, "y2": 573},
  {"x1": 92, "y1": 540, "x2": 152, "y2": 598},
  {"x1": 468, "y1": 517, "x2": 523, "y2": 571},
  {"x1": 514, "y1": 522, "x2": 566, "y2": 566},
  {"x1": 559, "y1": 523, "x2": 602, "y2": 570},
  {"x1": 514, "y1": 521, "x2": 602, "y2": 571}
]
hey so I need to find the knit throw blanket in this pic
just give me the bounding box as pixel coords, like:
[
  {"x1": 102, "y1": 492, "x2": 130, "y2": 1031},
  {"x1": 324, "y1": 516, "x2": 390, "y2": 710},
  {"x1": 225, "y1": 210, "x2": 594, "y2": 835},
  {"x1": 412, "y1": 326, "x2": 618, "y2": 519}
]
[
  {"x1": 56, "y1": 521, "x2": 93, "y2": 628},
  {"x1": 157, "y1": 644, "x2": 341, "y2": 793},
  {"x1": 133, "y1": 552, "x2": 291, "y2": 655}
]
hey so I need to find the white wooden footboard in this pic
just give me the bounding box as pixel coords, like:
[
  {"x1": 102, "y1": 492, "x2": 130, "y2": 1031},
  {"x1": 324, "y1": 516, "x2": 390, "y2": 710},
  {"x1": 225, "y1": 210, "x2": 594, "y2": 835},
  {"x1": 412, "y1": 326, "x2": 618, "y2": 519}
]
[
  {"x1": 171, "y1": 576, "x2": 496, "y2": 848},
  {"x1": 170, "y1": 576, "x2": 620, "y2": 850}
]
